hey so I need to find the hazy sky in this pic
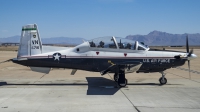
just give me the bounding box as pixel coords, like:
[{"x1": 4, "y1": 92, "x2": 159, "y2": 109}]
[{"x1": 0, "y1": 0, "x2": 200, "y2": 39}]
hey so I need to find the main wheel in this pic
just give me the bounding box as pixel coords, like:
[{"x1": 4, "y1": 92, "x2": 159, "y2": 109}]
[
  {"x1": 114, "y1": 74, "x2": 119, "y2": 82},
  {"x1": 118, "y1": 78, "x2": 127, "y2": 87},
  {"x1": 159, "y1": 77, "x2": 167, "y2": 85}
]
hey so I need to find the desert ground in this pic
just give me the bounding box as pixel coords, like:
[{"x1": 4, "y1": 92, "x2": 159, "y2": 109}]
[{"x1": 0, "y1": 49, "x2": 200, "y2": 112}]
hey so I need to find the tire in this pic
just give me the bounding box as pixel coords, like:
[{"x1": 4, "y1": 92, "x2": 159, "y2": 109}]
[
  {"x1": 114, "y1": 74, "x2": 119, "y2": 82},
  {"x1": 159, "y1": 77, "x2": 167, "y2": 85},
  {"x1": 118, "y1": 78, "x2": 127, "y2": 87}
]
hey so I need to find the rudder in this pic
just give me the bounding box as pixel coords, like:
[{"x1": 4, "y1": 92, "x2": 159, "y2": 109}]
[{"x1": 17, "y1": 24, "x2": 42, "y2": 58}]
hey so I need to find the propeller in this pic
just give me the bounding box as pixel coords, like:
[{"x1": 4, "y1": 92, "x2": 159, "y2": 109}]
[
  {"x1": 188, "y1": 49, "x2": 193, "y2": 57},
  {"x1": 186, "y1": 35, "x2": 189, "y2": 53},
  {"x1": 186, "y1": 35, "x2": 193, "y2": 79},
  {"x1": 188, "y1": 60, "x2": 191, "y2": 79}
]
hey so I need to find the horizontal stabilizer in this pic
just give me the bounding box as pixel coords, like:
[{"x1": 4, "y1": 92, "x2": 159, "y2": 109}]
[
  {"x1": 30, "y1": 67, "x2": 51, "y2": 74},
  {"x1": 0, "y1": 59, "x2": 12, "y2": 64}
]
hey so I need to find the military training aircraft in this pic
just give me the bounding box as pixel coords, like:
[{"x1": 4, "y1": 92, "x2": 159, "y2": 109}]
[{"x1": 1, "y1": 24, "x2": 197, "y2": 87}]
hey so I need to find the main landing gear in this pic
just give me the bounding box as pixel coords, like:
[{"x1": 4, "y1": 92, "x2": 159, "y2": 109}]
[
  {"x1": 159, "y1": 71, "x2": 167, "y2": 85},
  {"x1": 114, "y1": 70, "x2": 128, "y2": 87},
  {"x1": 114, "y1": 73, "x2": 119, "y2": 82}
]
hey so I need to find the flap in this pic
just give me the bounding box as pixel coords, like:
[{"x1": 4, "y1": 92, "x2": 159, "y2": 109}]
[
  {"x1": 100, "y1": 61, "x2": 143, "y2": 75},
  {"x1": 71, "y1": 69, "x2": 77, "y2": 75},
  {"x1": 124, "y1": 63, "x2": 142, "y2": 73},
  {"x1": 30, "y1": 67, "x2": 51, "y2": 74}
]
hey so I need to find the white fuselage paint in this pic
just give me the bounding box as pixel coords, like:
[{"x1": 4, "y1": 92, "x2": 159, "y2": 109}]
[{"x1": 25, "y1": 42, "x2": 187, "y2": 61}]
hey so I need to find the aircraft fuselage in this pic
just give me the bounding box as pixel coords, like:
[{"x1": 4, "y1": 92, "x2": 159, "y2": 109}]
[{"x1": 13, "y1": 48, "x2": 187, "y2": 73}]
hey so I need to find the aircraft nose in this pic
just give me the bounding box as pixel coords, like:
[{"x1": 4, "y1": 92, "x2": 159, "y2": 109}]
[{"x1": 188, "y1": 54, "x2": 197, "y2": 60}]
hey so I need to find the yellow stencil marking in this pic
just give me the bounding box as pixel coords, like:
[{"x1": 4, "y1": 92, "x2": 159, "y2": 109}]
[{"x1": 108, "y1": 60, "x2": 115, "y2": 65}]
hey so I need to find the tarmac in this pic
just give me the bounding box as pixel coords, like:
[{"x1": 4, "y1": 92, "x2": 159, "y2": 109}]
[{"x1": 0, "y1": 50, "x2": 200, "y2": 112}]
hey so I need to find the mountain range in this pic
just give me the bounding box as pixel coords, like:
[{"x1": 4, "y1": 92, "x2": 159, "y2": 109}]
[
  {"x1": 0, "y1": 31, "x2": 200, "y2": 46},
  {"x1": 0, "y1": 36, "x2": 85, "y2": 45},
  {"x1": 126, "y1": 31, "x2": 200, "y2": 46}
]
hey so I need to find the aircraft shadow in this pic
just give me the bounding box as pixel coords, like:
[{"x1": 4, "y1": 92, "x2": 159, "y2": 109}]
[
  {"x1": 86, "y1": 77, "x2": 119, "y2": 95},
  {"x1": 0, "y1": 77, "x2": 120, "y2": 95},
  {"x1": 0, "y1": 82, "x2": 89, "y2": 86},
  {"x1": 0, "y1": 82, "x2": 181, "y2": 86},
  {"x1": 0, "y1": 78, "x2": 181, "y2": 95},
  {"x1": 127, "y1": 83, "x2": 182, "y2": 86}
]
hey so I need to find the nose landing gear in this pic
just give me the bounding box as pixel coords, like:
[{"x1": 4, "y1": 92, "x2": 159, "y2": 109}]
[{"x1": 159, "y1": 72, "x2": 167, "y2": 85}]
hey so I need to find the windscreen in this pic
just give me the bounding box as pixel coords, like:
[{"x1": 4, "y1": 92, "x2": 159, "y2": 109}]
[
  {"x1": 89, "y1": 37, "x2": 117, "y2": 49},
  {"x1": 115, "y1": 37, "x2": 136, "y2": 50}
]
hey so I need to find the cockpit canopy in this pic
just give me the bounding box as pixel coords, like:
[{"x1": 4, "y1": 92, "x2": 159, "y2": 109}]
[{"x1": 88, "y1": 36, "x2": 149, "y2": 51}]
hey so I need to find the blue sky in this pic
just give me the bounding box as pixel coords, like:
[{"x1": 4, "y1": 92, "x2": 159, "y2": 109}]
[{"x1": 0, "y1": 0, "x2": 200, "y2": 39}]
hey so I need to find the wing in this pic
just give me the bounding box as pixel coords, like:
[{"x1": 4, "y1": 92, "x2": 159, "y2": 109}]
[
  {"x1": 121, "y1": 61, "x2": 143, "y2": 73},
  {"x1": 100, "y1": 61, "x2": 143, "y2": 75}
]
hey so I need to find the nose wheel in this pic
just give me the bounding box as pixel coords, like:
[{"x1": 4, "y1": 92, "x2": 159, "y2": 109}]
[
  {"x1": 159, "y1": 72, "x2": 167, "y2": 85},
  {"x1": 159, "y1": 77, "x2": 167, "y2": 85}
]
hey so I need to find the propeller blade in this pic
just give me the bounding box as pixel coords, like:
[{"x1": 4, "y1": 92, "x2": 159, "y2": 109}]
[
  {"x1": 186, "y1": 35, "x2": 189, "y2": 53},
  {"x1": 188, "y1": 60, "x2": 191, "y2": 79},
  {"x1": 188, "y1": 49, "x2": 193, "y2": 57}
]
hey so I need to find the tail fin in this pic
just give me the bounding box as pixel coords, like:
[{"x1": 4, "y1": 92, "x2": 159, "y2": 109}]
[{"x1": 17, "y1": 24, "x2": 42, "y2": 58}]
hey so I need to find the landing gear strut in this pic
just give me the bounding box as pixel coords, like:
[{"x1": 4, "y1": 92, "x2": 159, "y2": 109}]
[
  {"x1": 114, "y1": 69, "x2": 127, "y2": 87},
  {"x1": 114, "y1": 73, "x2": 119, "y2": 82},
  {"x1": 159, "y1": 72, "x2": 167, "y2": 85}
]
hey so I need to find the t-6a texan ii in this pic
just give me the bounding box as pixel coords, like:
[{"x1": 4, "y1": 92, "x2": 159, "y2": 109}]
[{"x1": 8, "y1": 24, "x2": 198, "y2": 87}]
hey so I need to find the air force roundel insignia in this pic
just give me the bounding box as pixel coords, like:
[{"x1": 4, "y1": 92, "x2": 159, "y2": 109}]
[{"x1": 53, "y1": 53, "x2": 61, "y2": 61}]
